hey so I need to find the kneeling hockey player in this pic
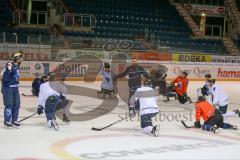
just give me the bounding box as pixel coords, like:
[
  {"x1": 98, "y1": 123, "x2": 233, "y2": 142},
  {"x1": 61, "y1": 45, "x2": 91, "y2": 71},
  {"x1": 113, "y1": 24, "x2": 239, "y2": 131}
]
[
  {"x1": 197, "y1": 73, "x2": 212, "y2": 96},
  {"x1": 97, "y1": 62, "x2": 117, "y2": 98},
  {"x1": 197, "y1": 73, "x2": 212, "y2": 103},
  {"x1": 37, "y1": 72, "x2": 70, "y2": 129},
  {"x1": 194, "y1": 96, "x2": 238, "y2": 133},
  {"x1": 207, "y1": 78, "x2": 240, "y2": 117},
  {"x1": 170, "y1": 71, "x2": 192, "y2": 104},
  {"x1": 129, "y1": 79, "x2": 160, "y2": 137}
]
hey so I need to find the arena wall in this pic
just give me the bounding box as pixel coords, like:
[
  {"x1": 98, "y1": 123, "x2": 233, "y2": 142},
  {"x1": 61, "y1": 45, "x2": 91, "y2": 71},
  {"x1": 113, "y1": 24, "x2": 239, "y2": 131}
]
[
  {"x1": 1, "y1": 45, "x2": 240, "y2": 81},
  {"x1": 1, "y1": 60, "x2": 240, "y2": 81}
]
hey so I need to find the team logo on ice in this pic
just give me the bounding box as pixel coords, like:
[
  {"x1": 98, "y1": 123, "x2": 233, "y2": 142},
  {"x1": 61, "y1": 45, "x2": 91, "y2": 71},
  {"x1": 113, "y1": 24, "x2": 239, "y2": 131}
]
[{"x1": 50, "y1": 134, "x2": 235, "y2": 159}]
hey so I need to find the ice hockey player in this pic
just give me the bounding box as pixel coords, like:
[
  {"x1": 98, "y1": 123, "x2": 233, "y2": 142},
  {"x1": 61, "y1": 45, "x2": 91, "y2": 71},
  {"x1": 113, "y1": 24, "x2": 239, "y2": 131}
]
[
  {"x1": 114, "y1": 58, "x2": 150, "y2": 110},
  {"x1": 197, "y1": 73, "x2": 212, "y2": 103},
  {"x1": 31, "y1": 74, "x2": 48, "y2": 96},
  {"x1": 1, "y1": 52, "x2": 23, "y2": 128},
  {"x1": 207, "y1": 78, "x2": 239, "y2": 117},
  {"x1": 97, "y1": 62, "x2": 117, "y2": 98},
  {"x1": 197, "y1": 73, "x2": 212, "y2": 96},
  {"x1": 48, "y1": 72, "x2": 70, "y2": 124},
  {"x1": 129, "y1": 79, "x2": 160, "y2": 137},
  {"x1": 170, "y1": 71, "x2": 192, "y2": 104},
  {"x1": 149, "y1": 68, "x2": 167, "y2": 90},
  {"x1": 37, "y1": 72, "x2": 70, "y2": 129},
  {"x1": 149, "y1": 69, "x2": 176, "y2": 102},
  {"x1": 194, "y1": 96, "x2": 238, "y2": 133}
]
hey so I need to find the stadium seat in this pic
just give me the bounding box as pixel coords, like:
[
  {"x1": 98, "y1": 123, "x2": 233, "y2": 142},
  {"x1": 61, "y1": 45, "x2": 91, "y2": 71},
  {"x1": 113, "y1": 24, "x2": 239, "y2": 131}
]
[{"x1": 62, "y1": 0, "x2": 227, "y2": 53}]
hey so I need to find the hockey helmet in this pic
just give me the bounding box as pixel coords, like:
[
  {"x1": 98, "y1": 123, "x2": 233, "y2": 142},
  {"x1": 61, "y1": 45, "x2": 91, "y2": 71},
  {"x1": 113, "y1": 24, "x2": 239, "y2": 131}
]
[
  {"x1": 42, "y1": 74, "x2": 48, "y2": 79},
  {"x1": 197, "y1": 96, "x2": 206, "y2": 102},
  {"x1": 143, "y1": 78, "x2": 152, "y2": 87},
  {"x1": 48, "y1": 72, "x2": 56, "y2": 81},
  {"x1": 12, "y1": 52, "x2": 23, "y2": 62},
  {"x1": 204, "y1": 73, "x2": 211, "y2": 78},
  {"x1": 104, "y1": 62, "x2": 110, "y2": 69},
  {"x1": 182, "y1": 71, "x2": 188, "y2": 76},
  {"x1": 207, "y1": 78, "x2": 215, "y2": 84}
]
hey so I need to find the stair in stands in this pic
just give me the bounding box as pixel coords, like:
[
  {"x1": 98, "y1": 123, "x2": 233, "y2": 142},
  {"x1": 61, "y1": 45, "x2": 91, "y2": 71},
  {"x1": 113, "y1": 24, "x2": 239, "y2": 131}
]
[
  {"x1": 225, "y1": 0, "x2": 240, "y2": 35},
  {"x1": 223, "y1": 37, "x2": 240, "y2": 55},
  {"x1": 171, "y1": 1, "x2": 202, "y2": 37}
]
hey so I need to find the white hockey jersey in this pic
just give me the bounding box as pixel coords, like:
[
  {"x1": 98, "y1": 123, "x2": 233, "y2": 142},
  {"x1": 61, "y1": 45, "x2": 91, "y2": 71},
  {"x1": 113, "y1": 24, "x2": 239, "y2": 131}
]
[
  {"x1": 38, "y1": 82, "x2": 60, "y2": 108},
  {"x1": 130, "y1": 86, "x2": 159, "y2": 115},
  {"x1": 211, "y1": 84, "x2": 229, "y2": 106}
]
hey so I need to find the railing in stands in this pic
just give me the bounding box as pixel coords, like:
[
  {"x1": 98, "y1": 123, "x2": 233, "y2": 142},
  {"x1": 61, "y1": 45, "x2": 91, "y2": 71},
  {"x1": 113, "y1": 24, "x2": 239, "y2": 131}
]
[
  {"x1": 63, "y1": 13, "x2": 96, "y2": 30},
  {"x1": 13, "y1": 9, "x2": 48, "y2": 25}
]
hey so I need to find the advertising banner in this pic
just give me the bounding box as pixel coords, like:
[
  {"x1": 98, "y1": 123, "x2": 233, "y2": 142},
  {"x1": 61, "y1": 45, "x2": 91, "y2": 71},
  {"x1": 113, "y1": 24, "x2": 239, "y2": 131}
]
[
  {"x1": 132, "y1": 51, "x2": 172, "y2": 61},
  {"x1": 0, "y1": 51, "x2": 51, "y2": 61},
  {"x1": 184, "y1": 4, "x2": 225, "y2": 17},
  {"x1": 212, "y1": 55, "x2": 240, "y2": 63},
  {"x1": 172, "y1": 53, "x2": 212, "y2": 62},
  {"x1": 1, "y1": 60, "x2": 240, "y2": 81}
]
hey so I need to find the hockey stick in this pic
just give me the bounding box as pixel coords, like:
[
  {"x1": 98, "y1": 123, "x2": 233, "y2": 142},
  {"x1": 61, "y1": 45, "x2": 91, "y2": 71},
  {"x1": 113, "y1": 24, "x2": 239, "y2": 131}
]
[
  {"x1": 91, "y1": 117, "x2": 126, "y2": 131},
  {"x1": 187, "y1": 97, "x2": 193, "y2": 104},
  {"x1": 18, "y1": 112, "x2": 38, "y2": 123},
  {"x1": 181, "y1": 120, "x2": 219, "y2": 133},
  {"x1": 181, "y1": 120, "x2": 195, "y2": 128},
  {"x1": 22, "y1": 93, "x2": 35, "y2": 97}
]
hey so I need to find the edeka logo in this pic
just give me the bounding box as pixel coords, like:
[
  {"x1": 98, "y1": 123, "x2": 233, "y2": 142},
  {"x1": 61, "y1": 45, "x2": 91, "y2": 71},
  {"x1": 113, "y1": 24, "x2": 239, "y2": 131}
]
[
  {"x1": 217, "y1": 68, "x2": 240, "y2": 78},
  {"x1": 49, "y1": 134, "x2": 235, "y2": 159},
  {"x1": 173, "y1": 54, "x2": 212, "y2": 62},
  {"x1": 179, "y1": 55, "x2": 207, "y2": 62}
]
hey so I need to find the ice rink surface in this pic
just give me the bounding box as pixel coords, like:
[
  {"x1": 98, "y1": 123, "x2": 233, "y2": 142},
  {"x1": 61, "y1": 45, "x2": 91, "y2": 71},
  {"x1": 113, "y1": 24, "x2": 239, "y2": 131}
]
[{"x1": 0, "y1": 81, "x2": 240, "y2": 160}]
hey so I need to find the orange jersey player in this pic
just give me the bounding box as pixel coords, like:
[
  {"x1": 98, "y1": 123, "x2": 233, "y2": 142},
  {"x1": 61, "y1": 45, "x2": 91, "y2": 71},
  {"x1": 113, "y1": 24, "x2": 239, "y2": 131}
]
[
  {"x1": 171, "y1": 71, "x2": 191, "y2": 104},
  {"x1": 172, "y1": 71, "x2": 189, "y2": 96},
  {"x1": 195, "y1": 99, "x2": 215, "y2": 123},
  {"x1": 194, "y1": 96, "x2": 238, "y2": 132}
]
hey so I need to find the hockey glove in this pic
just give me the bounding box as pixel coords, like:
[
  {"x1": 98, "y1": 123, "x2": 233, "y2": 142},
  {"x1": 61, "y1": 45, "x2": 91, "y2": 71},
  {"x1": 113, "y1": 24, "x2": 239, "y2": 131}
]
[
  {"x1": 201, "y1": 86, "x2": 209, "y2": 96},
  {"x1": 37, "y1": 105, "x2": 44, "y2": 115},
  {"x1": 183, "y1": 93, "x2": 188, "y2": 97},
  {"x1": 6, "y1": 62, "x2": 13, "y2": 71},
  {"x1": 59, "y1": 93, "x2": 66, "y2": 100},
  {"x1": 183, "y1": 93, "x2": 192, "y2": 103},
  {"x1": 194, "y1": 121, "x2": 201, "y2": 128}
]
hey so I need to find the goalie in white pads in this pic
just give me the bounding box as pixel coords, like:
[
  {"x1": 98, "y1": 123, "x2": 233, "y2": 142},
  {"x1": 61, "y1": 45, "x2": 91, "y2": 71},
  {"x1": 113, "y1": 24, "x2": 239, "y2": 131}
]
[{"x1": 129, "y1": 79, "x2": 160, "y2": 137}]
